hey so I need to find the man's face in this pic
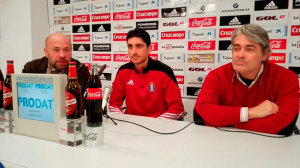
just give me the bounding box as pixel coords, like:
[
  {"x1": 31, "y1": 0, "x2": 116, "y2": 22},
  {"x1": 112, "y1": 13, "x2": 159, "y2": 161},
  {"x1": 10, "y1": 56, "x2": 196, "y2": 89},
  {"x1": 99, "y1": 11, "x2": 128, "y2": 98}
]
[
  {"x1": 44, "y1": 34, "x2": 72, "y2": 71},
  {"x1": 232, "y1": 34, "x2": 269, "y2": 79},
  {"x1": 127, "y1": 37, "x2": 152, "y2": 69}
]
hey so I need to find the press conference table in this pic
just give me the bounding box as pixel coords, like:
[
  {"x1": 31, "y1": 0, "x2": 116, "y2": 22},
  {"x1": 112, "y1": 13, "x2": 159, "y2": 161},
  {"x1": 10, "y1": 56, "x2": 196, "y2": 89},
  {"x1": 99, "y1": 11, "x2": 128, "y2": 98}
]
[{"x1": 1, "y1": 113, "x2": 300, "y2": 168}]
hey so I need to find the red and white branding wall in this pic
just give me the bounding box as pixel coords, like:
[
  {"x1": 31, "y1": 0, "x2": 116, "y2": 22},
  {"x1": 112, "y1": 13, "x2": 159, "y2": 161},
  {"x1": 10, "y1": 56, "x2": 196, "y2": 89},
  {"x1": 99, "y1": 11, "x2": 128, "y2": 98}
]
[{"x1": 49, "y1": 0, "x2": 300, "y2": 98}]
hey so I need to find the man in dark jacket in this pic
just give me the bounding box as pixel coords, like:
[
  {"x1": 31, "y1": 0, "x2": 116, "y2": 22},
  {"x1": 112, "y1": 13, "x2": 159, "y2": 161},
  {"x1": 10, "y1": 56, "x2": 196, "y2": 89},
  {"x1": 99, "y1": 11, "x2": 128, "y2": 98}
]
[{"x1": 22, "y1": 33, "x2": 89, "y2": 87}]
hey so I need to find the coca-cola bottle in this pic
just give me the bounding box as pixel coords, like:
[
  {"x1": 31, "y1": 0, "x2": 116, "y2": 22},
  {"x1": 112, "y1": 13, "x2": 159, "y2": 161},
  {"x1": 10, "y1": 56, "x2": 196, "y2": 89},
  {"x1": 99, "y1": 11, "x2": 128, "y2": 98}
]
[
  {"x1": 86, "y1": 63, "x2": 103, "y2": 127},
  {"x1": 4, "y1": 60, "x2": 14, "y2": 110},
  {"x1": 65, "y1": 62, "x2": 82, "y2": 119},
  {"x1": 0, "y1": 68, "x2": 4, "y2": 110}
]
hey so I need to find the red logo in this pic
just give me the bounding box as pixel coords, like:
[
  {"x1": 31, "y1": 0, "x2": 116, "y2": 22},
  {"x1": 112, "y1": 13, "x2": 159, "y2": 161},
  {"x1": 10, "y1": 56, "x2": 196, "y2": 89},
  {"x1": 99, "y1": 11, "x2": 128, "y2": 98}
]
[
  {"x1": 72, "y1": 15, "x2": 90, "y2": 23},
  {"x1": 149, "y1": 54, "x2": 158, "y2": 60},
  {"x1": 136, "y1": 9, "x2": 159, "y2": 19},
  {"x1": 91, "y1": 13, "x2": 111, "y2": 22},
  {"x1": 65, "y1": 92, "x2": 77, "y2": 115},
  {"x1": 188, "y1": 41, "x2": 216, "y2": 50},
  {"x1": 151, "y1": 42, "x2": 158, "y2": 51},
  {"x1": 269, "y1": 53, "x2": 286, "y2": 63},
  {"x1": 86, "y1": 88, "x2": 102, "y2": 100},
  {"x1": 161, "y1": 31, "x2": 185, "y2": 40},
  {"x1": 84, "y1": 63, "x2": 91, "y2": 71},
  {"x1": 3, "y1": 86, "x2": 12, "y2": 107},
  {"x1": 113, "y1": 33, "x2": 127, "y2": 41},
  {"x1": 113, "y1": 54, "x2": 130, "y2": 62},
  {"x1": 176, "y1": 75, "x2": 184, "y2": 84},
  {"x1": 92, "y1": 54, "x2": 111, "y2": 61},
  {"x1": 73, "y1": 34, "x2": 90, "y2": 42},
  {"x1": 219, "y1": 28, "x2": 235, "y2": 38},
  {"x1": 0, "y1": 81, "x2": 2, "y2": 90},
  {"x1": 291, "y1": 25, "x2": 300, "y2": 36},
  {"x1": 113, "y1": 11, "x2": 134, "y2": 21},
  {"x1": 189, "y1": 17, "x2": 217, "y2": 28},
  {"x1": 269, "y1": 39, "x2": 286, "y2": 50}
]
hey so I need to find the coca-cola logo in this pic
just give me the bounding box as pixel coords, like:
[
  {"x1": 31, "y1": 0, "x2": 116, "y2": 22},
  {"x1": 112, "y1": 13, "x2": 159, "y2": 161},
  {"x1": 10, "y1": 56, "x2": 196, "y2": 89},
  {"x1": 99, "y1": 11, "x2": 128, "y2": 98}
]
[
  {"x1": 86, "y1": 88, "x2": 102, "y2": 100},
  {"x1": 188, "y1": 41, "x2": 215, "y2": 50},
  {"x1": 176, "y1": 75, "x2": 184, "y2": 84},
  {"x1": 113, "y1": 54, "x2": 130, "y2": 62},
  {"x1": 113, "y1": 11, "x2": 134, "y2": 21},
  {"x1": 269, "y1": 39, "x2": 286, "y2": 50},
  {"x1": 189, "y1": 17, "x2": 216, "y2": 28},
  {"x1": 219, "y1": 28, "x2": 235, "y2": 38},
  {"x1": 72, "y1": 15, "x2": 90, "y2": 23},
  {"x1": 85, "y1": 133, "x2": 98, "y2": 141},
  {"x1": 291, "y1": 25, "x2": 300, "y2": 36}
]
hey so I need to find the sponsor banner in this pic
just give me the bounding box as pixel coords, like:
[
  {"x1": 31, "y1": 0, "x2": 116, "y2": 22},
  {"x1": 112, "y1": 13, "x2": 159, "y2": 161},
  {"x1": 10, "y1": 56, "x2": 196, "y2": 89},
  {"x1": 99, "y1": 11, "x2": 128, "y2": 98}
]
[
  {"x1": 149, "y1": 31, "x2": 158, "y2": 42},
  {"x1": 72, "y1": 52, "x2": 90, "y2": 62},
  {"x1": 72, "y1": 4, "x2": 89, "y2": 14},
  {"x1": 72, "y1": 14, "x2": 90, "y2": 23},
  {"x1": 269, "y1": 39, "x2": 287, "y2": 50},
  {"x1": 185, "y1": 65, "x2": 214, "y2": 87},
  {"x1": 53, "y1": 6, "x2": 70, "y2": 16},
  {"x1": 160, "y1": 41, "x2": 186, "y2": 52},
  {"x1": 289, "y1": 52, "x2": 300, "y2": 64},
  {"x1": 112, "y1": 21, "x2": 135, "y2": 31},
  {"x1": 254, "y1": 12, "x2": 288, "y2": 24},
  {"x1": 92, "y1": 33, "x2": 111, "y2": 43},
  {"x1": 219, "y1": 40, "x2": 232, "y2": 51},
  {"x1": 291, "y1": 25, "x2": 300, "y2": 36},
  {"x1": 188, "y1": 41, "x2": 216, "y2": 51},
  {"x1": 151, "y1": 42, "x2": 158, "y2": 51},
  {"x1": 219, "y1": 28, "x2": 235, "y2": 38},
  {"x1": 187, "y1": 53, "x2": 215, "y2": 63},
  {"x1": 113, "y1": 11, "x2": 134, "y2": 21},
  {"x1": 189, "y1": 17, "x2": 217, "y2": 28},
  {"x1": 113, "y1": 54, "x2": 130, "y2": 62},
  {"x1": 218, "y1": 52, "x2": 232, "y2": 63},
  {"x1": 160, "y1": 19, "x2": 186, "y2": 30},
  {"x1": 92, "y1": 24, "x2": 111, "y2": 32},
  {"x1": 50, "y1": 25, "x2": 71, "y2": 34},
  {"x1": 72, "y1": 34, "x2": 90, "y2": 42},
  {"x1": 176, "y1": 75, "x2": 184, "y2": 85},
  {"x1": 188, "y1": 29, "x2": 216, "y2": 40},
  {"x1": 219, "y1": 15, "x2": 251, "y2": 26},
  {"x1": 136, "y1": 0, "x2": 159, "y2": 8},
  {"x1": 136, "y1": 9, "x2": 159, "y2": 19},
  {"x1": 268, "y1": 53, "x2": 286, "y2": 63},
  {"x1": 54, "y1": 0, "x2": 70, "y2": 5},
  {"x1": 91, "y1": 13, "x2": 111, "y2": 22},
  {"x1": 160, "y1": 53, "x2": 185, "y2": 63},
  {"x1": 91, "y1": 3, "x2": 111, "y2": 12},
  {"x1": 219, "y1": 1, "x2": 251, "y2": 13},
  {"x1": 161, "y1": 7, "x2": 187, "y2": 18},
  {"x1": 149, "y1": 54, "x2": 159, "y2": 60},
  {"x1": 71, "y1": 0, "x2": 89, "y2": 3},
  {"x1": 113, "y1": 0, "x2": 134, "y2": 10},
  {"x1": 189, "y1": 3, "x2": 216, "y2": 15},
  {"x1": 294, "y1": 0, "x2": 300, "y2": 9},
  {"x1": 113, "y1": 33, "x2": 127, "y2": 41},
  {"x1": 290, "y1": 12, "x2": 300, "y2": 23},
  {"x1": 161, "y1": 0, "x2": 187, "y2": 6},
  {"x1": 264, "y1": 25, "x2": 287, "y2": 37},
  {"x1": 112, "y1": 42, "x2": 128, "y2": 52},
  {"x1": 136, "y1": 21, "x2": 158, "y2": 30},
  {"x1": 161, "y1": 31, "x2": 185, "y2": 40},
  {"x1": 186, "y1": 87, "x2": 201, "y2": 97},
  {"x1": 288, "y1": 67, "x2": 300, "y2": 79},
  {"x1": 288, "y1": 38, "x2": 300, "y2": 50},
  {"x1": 73, "y1": 44, "x2": 90, "y2": 51},
  {"x1": 169, "y1": 63, "x2": 185, "y2": 75},
  {"x1": 254, "y1": 0, "x2": 288, "y2": 11},
  {"x1": 72, "y1": 25, "x2": 90, "y2": 33},
  {"x1": 92, "y1": 54, "x2": 111, "y2": 61},
  {"x1": 53, "y1": 16, "x2": 71, "y2": 25},
  {"x1": 93, "y1": 44, "x2": 111, "y2": 52}
]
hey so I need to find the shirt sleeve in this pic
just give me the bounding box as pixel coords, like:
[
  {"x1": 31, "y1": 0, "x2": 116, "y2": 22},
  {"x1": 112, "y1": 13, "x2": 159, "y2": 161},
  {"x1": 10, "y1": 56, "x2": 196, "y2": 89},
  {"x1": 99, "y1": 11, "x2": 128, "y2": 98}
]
[{"x1": 109, "y1": 71, "x2": 125, "y2": 114}]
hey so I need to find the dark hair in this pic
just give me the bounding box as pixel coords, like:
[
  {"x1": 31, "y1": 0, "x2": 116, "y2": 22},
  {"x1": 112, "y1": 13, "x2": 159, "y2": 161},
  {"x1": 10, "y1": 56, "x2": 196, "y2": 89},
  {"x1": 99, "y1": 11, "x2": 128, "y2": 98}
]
[{"x1": 126, "y1": 28, "x2": 151, "y2": 47}]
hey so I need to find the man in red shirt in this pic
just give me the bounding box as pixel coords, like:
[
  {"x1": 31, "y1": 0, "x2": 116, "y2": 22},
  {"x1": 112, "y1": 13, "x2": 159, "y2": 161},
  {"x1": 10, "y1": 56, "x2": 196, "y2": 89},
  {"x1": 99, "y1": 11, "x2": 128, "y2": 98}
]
[
  {"x1": 194, "y1": 24, "x2": 299, "y2": 135},
  {"x1": 109, "y1": 28, "x2": 184, "y2": 120}
]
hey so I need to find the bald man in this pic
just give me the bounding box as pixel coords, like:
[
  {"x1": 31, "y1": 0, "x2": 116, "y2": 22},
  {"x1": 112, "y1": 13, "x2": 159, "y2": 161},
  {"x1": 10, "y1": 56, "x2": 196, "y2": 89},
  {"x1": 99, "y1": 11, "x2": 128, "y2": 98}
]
[{"x1": 22, "y1": 33, "x2": 89, "y2": 87}]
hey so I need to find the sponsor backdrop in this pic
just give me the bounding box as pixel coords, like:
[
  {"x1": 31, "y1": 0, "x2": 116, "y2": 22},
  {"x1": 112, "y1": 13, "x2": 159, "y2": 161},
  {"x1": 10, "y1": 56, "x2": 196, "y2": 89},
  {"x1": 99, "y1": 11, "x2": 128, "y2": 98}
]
[{"x1": 48, "y1": 0, "x2": 300, "y2": 98}]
